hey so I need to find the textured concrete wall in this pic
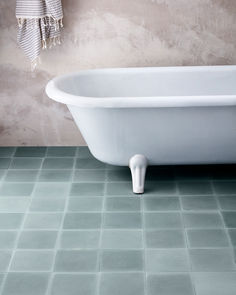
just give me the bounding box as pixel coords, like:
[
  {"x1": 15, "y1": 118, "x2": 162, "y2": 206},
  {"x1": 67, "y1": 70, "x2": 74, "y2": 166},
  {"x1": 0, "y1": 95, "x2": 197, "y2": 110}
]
[{"x1": 0, "y1": 0, "x2": 236, "y2": 146}]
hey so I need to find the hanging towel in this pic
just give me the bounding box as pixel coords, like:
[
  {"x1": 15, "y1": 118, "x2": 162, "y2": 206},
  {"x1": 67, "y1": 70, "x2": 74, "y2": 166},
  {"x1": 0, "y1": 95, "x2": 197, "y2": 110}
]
[{"x1": 16, "y1": 0, "x2": 63, "y2": 70}]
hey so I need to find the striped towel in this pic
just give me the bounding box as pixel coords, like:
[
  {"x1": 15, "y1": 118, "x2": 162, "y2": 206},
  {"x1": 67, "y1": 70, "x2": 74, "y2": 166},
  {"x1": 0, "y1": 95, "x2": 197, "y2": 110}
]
[{"x1": 16, "y1": 0, "x2": 63, "y2": 70}]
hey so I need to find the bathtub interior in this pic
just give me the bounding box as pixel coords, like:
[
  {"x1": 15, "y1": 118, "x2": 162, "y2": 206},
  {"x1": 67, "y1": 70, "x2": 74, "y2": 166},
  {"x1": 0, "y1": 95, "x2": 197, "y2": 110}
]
[{"x1": 55, "y1": 66, "x2": 236, "y2": 98}]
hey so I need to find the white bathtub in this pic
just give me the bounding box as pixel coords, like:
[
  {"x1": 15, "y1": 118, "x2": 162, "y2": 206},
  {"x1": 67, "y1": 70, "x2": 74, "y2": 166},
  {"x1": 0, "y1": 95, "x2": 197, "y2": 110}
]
[{"x1": 46, "y1": 66, "x2": 236, "y2": 193}]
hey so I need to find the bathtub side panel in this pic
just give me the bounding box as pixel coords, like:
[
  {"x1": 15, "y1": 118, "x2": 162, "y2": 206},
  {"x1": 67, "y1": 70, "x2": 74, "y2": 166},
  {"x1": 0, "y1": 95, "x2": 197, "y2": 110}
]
[{"x1": 68, "y1": 105, "x2": 236, "y2": 166}]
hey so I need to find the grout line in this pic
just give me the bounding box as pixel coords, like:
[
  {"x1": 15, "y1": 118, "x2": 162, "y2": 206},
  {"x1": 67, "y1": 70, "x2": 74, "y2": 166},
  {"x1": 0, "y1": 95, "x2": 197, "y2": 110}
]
[
  {"x1": 0, "y1": 148, "x2": 46, "y2": 295},
  {"x1": 0, "y1": 170, "x2": 7, "y2": 184},
  {"x1": 211, "y1": 180, "x2": 236, "y2": 266},
  {"x1": 2, "y1": 149, "x2": 236, "y2": 295},
  {"x1": 141, "y1": 190, "x2": 148, "y2": 295},
  {"x1": 25, "y1": 209, "x2": 234, "y2": 213},
  {"x1": 0, "y1": 243, "x2": 234, "y2": 250},
  {"x1": 177, "y1": 180, "x2": 197, "y2": 295},
  {"x1": 96, "y1": 165, "x2": 108, "y2": 295},
  {"x1": 1, "y1": 269, "x2": 236, "y2": 276},
  {"x1": 45, "y1": 150, "x2": 76, "y2": 295},
  {"x1": 5, "y1": 227, "x2": 234, "y2": 231},
  {"x1": 1, "y1": 246, "x2": 234, "y2": 251}
]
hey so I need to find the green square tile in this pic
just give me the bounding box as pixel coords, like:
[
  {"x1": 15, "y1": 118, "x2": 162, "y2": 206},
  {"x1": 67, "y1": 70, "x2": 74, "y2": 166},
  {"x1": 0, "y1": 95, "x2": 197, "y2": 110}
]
[
  {"x1": 145, "y1": 181, "x2": 177, "y2": 195},
  {"x1": 144, "y1": 213, "x2": 182, "y2": 229},
  {"x1": 105, "y1": 197, "x2": 141, "y2": 211},
  {"x1": 73, "y1": 169, "x2": 106, "y2": 182},
  {"x1": 106, "y1": 182, "x2": 133, "y2": 195},
  {"x1": 38, "y1": 170, "x2": 72, "y2": 182},
  {"x1": 0, "y1": 250, "x2": 12, "y2": 272},
  {"x1": 63, "y1": 213, "x2": 102, "y2": 229},
  {"x1": 30, "y1": 198, "x2": 66, "y2": 212},
  {"x1": 146, "y1": 249, "x2": 190, "y2": 272},
  {"x1": 146, "y1": 166, "x2": 175, "y2": 181},
  {"x1": 0, "y1": 147, "x2": 15, "y2": 157},
  {"x1": 10, "y1": 250, "x2": 54, "y2": 271},
  {"x1": 99, "y1": 273, "x2": 144, "y2": 295},
  {"x1": 42, "y1": 158, "x2": 74, "y2": 169},
  {"x1": 101, "y1": 230, "x2": 143, "y2": 249},
  {"x1": 0, "y1": 213, "x2": 23, "y2": 229},
  {"x1": 70, "y1": 183, "x2": 104, "y2": 196},
  {"x1": 189, "y1": 249, "x2": 236, "y2": 271},
  {"x1": 193, "y1": 272, "x2": 236, "y2": 295},
  {"x1": 2, "y1": 273, "x2": 49, "y2": 295},
  {"x1": 187, "y1": 229, "x2": 229, "y2": 247},
  {"x1": 0, "y1": 231, "x2": 17, "y2": 249},
  {"x1": 181, "y1": 196, "x2": 218, "y2": 210},
  {"x1": 24, "y1": 213, "x2": 62, "y2": 229},
  {"x1": 104, "y1": 213, "x2": 142, "y2": 229},
  {"x1": 33, "y1": 183, "x2": 69, "y2": 198},
  {"x1": 147, "y1": 274, "x2": 194, "y2": 295},
  {"x1": 228, "y1": 229, "x2": 236, "y2": 246},
  {"x1": 183, "y1": 213, "x2": 224, "y2": 228},
  {"x1": 0, "y1": 158, "x2": 11, "y2": 169},
  {"x1": 51, "y1": 274, "x2": 97, "y2": 295},
  {"x1": 10, "y1": 158, "x2": 42, "y2": 169},
  {"x1": 4, "y1": 170, "x2": 38, "y2": 182},
  {"x1": 68, "y1": 197, "x2": 103, "y2": 212},
  {"x1": 47, "y1": 147, "x2": 76, "y2": 157},
  {"x1": 107, "y1": 169, "x2": 131, "y2": 182},
  {"x1": 75, "y1": 158, "x2": 106, "y2": 169},
  {"x1": 77, "y1": 147, "x2": 93, "y2": 158},
  {"x1": 54, "y1": 250, "x2": 98, "y2": 272},
  {"x1": 17, "y1": 231, "x2": 57, "y2": 249},
  {"x1": 0, "y1": 198, "x2": 30, "y2": 212},
  {"x1": 218, "y1": 196, "x2": 236, "y2": 210},
  {"x1": 101, "y1": 250, "x2": 143, "y2": 271},
  {"x1": 222, "y1": 212, "x2": 236, "y2": 228},
  {"x1": 60, "y1": 230, "x2": 100, "y2": 249},
  {"x1": 14, "y1": 147, "x2": 47, "y2": 157},
  {"x1": 178, "y1": 181, "x2": 213, "y2": 195},
  {"x1": 144, "y1": 197, "x2": 180, "y2": 211},
  {"x1": 214, "y1": 181, "x2": 236, "y2": 194},
  {"x1": 145, "y1": 230, "x2": 185, "y2": 248},
  {"x1": 0, "y1": 183, "x2": 34, "y2": 196}
]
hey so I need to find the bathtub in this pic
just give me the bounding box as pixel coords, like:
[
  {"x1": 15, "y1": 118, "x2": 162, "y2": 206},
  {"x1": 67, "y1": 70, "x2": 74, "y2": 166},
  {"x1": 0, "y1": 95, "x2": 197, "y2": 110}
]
[{"x1": 46, "y1": 65, "x2": 236, "y2": 193}]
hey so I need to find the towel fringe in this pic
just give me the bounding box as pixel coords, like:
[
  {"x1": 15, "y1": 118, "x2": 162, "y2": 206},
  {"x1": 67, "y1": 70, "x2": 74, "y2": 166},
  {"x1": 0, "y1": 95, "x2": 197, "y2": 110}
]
[
  {"x1": 17, "y1": 18, "x2": 25, "y2": 28},
  {"x1": 16, "y1": 16, "x2": 63, "y2": 31},
  {"x1": 42, "y1": 36, "x2": 61, "y2": 50},
  {"x1": 31, "y1": 56, "x2": 41, "y2": 71},
  {"x1": 16, "y1": 0, "x2": 63, "y2": 71},
  {"x1": 31, "y1": 36, "x2": 61, "y2": 71}
]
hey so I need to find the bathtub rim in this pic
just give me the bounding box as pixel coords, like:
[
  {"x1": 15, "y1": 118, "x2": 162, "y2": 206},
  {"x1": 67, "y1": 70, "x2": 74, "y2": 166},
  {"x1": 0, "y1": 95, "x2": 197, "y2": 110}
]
[{"x1": 45, "y1": 65, "x2": 236, "y2": 108}]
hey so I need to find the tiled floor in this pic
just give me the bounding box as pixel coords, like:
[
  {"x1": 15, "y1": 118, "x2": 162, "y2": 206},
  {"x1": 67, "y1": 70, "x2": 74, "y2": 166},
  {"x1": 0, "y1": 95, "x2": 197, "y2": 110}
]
[{"x1": 0, "y1": 146, "x2": 236, "y2": 295}]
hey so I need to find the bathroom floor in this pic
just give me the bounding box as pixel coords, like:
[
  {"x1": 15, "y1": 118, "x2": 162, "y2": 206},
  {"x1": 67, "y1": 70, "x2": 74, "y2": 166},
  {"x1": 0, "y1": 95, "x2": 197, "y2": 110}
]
[{"x1": 0, "y1": 146, "x2": 236, "y2": 295}]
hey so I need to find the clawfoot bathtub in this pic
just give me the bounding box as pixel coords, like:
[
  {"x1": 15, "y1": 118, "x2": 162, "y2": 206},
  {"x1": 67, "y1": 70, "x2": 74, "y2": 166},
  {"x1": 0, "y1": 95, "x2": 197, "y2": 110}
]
[{"x1": 46, "y1": 66, "x2": 236, "y2": 193}]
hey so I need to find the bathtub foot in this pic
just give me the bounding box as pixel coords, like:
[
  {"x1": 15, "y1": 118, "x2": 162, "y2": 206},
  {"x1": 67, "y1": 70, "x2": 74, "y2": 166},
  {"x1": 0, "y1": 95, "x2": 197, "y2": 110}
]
[{"x1": 129, "y1": 155, "x2": 148, "y2": 194}]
